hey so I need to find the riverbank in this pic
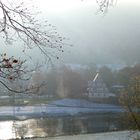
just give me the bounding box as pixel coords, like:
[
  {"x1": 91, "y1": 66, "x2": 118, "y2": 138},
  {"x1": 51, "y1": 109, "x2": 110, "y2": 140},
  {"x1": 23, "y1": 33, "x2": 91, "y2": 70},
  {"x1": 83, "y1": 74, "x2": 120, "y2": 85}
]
[{"x1": 27, "y1": 131, "x2": 140, "y2": 140}]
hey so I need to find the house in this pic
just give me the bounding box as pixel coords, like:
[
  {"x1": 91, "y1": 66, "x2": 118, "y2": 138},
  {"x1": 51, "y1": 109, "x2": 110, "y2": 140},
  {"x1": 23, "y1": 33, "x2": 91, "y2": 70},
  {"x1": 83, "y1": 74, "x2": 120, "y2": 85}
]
[{"x1": 87, "y1": 72, "x2": 115, "y2": 100}]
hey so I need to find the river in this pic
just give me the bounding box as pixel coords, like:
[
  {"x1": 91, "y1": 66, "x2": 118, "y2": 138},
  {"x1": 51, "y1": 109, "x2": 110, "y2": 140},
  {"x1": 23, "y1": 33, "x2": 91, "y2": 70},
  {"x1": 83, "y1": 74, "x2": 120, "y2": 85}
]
[{"x1": 0, "y1": 113, "x2": 126, "y2": 140}]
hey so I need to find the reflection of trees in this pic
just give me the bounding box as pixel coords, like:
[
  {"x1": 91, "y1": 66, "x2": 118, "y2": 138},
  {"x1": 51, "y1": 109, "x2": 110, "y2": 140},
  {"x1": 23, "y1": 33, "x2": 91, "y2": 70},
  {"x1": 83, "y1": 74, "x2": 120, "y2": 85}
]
[
  {"x1": 37, "y1": 118, "x2": 87, "y2": 136},
  {"x1": 13, "y1": 123, "x2": 28, "y2": 139},
  {"x1": 63, "y1": 118, "x2": 87, "y2": 135},
  {"x1": 41, "y1": 118, "x2": 61, "y2": 136},
  {"x1": 13, "y1": 119, "x2": 46, "y2": 138}
]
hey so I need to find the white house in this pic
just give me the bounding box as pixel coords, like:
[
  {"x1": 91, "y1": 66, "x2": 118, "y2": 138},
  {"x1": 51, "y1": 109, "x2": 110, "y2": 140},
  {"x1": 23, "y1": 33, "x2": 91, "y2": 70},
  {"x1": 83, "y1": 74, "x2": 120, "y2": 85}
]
[{"x1": 87, "y1": 72, "x2": 115, "y2": 99}]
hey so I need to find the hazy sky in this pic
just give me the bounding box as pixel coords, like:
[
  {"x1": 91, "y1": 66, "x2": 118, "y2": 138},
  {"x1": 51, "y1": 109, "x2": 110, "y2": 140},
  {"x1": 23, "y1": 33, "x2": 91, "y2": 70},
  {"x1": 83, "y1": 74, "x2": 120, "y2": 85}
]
[
  {"x1": 32, "y1": 0, "x2": 140, "y2": 65},
  {"x1": 2, "y1": 0, "x2": 140, "y2": 65}
]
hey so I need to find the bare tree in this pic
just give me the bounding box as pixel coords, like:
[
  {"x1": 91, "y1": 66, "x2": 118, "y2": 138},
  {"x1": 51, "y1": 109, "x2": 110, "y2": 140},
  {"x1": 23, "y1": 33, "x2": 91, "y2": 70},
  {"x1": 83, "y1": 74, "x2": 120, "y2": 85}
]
[
  {"x1": 96, "y1": 0, "x2": 117, "y2": 13},
  {"x1": 0, "y1": 0, "x2": 66, "y2": 93},
  {"x1": 0, "y1": 0, "x2": 116, "y2": 93},
  {"x1": 0, "y1": 0, "x2": 64, "y2": 59},
  {"x1": 0, "y1": 53, "x2": 43, "y2": 94},
  {"x1": 0, "y1": 53, "x2": 25, "y2": 92},
  {"x1": 120, "y1": 76, "x2": 140, "y2": 130}
]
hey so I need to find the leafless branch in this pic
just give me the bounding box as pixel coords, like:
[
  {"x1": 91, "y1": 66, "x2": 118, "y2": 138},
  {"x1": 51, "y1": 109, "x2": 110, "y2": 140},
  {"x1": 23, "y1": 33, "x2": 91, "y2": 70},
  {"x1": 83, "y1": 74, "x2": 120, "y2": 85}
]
[
  {"x1": 96, "y1": 0, "x2": 117, "y2": 13},
  {"x1": 0, "y1": 0, "x2": 65, "y2": 59},
  {"x1": 0, "y1": 53, "x2": 46, "y2": 94}
]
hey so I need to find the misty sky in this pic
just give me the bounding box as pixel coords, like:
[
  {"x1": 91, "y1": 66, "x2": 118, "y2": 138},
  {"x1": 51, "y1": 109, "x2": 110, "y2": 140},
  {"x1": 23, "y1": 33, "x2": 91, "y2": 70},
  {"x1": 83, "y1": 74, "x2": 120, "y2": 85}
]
[
  {"x1": 34, "y1": 0, "x2": 140, "y2": 65},
  {"x1": 1, "y1": 0, "x2": 140, "y2": 65}
]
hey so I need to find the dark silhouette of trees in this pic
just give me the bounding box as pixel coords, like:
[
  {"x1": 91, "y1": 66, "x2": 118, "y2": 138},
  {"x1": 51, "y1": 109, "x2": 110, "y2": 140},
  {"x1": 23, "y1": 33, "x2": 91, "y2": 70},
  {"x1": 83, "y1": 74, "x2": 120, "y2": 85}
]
[
  {"x1": 99, "y1": 66, "x2": 115, "y2": 89},
  {"x1": 117, "y1": 64, "x2": 140, "y2": 86},
  {"x1": 46, "y1": 65, "x2": 87, "y2": 99},
  {"x1": 46, "y1": 69, "x2": 59, "y2": 97},
  {"x1": 116, "y1": 64, "x2": 140, "y2": 130},
  {"x1": 62, "y1": 67, "x2": 86, "y2": 98},
  {"x1": 120, "y1": 76, "x2": 140, "y2": 130}
]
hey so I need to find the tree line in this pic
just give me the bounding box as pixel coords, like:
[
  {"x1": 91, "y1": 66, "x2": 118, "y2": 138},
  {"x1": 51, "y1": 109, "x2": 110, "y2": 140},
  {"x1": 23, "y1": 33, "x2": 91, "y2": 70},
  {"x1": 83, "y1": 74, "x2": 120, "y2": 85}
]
[{"x1": 41, "y1": 63, "x2": 140, "y2": 99}]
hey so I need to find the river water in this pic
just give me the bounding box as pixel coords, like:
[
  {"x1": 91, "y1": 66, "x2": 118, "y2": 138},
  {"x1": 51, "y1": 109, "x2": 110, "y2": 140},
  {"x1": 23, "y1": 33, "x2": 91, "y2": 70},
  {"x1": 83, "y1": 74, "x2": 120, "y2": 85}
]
[{"x1": 0, "y1": 113, "x2": 126, "y2": 140}]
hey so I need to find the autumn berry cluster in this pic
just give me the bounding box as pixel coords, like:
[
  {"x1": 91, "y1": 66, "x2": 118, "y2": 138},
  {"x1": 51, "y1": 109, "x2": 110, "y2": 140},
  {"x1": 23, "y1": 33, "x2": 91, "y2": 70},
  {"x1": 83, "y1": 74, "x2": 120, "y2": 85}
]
[{"x1": 0, "y1": 53, "x2": 25, "y2": 81}]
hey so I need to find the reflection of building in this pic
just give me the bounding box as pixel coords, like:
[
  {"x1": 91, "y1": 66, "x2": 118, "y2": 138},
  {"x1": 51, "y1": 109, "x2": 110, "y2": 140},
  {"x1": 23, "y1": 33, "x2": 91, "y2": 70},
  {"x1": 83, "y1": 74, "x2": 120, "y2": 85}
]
[{"x1": 87, "y1": 73, "x2": 115, "y2": 100}]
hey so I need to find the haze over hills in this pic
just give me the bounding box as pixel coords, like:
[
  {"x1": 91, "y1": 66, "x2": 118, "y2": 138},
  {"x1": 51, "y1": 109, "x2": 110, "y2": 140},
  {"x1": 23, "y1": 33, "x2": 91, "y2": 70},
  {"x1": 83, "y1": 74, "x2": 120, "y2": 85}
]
[
  {"x1": 1, "y1": 0, "x2": 140, "y2": 67},
  {"x1": 44, "y1": 1, "x2": 140, "y2": 66}
]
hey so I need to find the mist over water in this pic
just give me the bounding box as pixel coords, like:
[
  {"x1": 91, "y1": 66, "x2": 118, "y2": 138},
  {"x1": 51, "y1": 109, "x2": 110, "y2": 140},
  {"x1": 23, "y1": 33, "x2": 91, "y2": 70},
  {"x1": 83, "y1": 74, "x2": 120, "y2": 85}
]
[{"x1": 0, "y1": 0, "x2": 139, "y2": 139}]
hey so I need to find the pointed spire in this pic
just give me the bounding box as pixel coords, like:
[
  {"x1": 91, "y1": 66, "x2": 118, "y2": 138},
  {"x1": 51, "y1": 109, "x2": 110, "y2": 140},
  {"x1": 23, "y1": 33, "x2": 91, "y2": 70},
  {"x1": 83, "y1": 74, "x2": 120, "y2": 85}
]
[{"x1": 93, "y1": 72, "x2": 99, "y2": 82}]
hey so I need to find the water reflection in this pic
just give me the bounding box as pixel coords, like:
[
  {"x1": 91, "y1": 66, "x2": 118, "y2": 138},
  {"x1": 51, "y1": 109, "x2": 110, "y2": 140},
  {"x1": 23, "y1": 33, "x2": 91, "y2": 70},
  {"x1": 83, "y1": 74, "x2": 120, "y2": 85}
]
[
  {"x1": 0, "y1": 114, "x2": 126, "y2": 139},
  {"x1": 0, "y1": 121, "x2": 15, "y2": 140},
  {"x1": 14, "y1": 119, "x2": 47, "y2": 138}
]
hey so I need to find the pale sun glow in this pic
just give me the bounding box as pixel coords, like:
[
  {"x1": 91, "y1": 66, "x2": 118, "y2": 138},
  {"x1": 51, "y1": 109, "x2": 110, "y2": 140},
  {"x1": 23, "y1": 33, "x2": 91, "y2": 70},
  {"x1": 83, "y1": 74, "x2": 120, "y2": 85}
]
[
  {"x1": 32, "y1": 0, "x2": 140, "y2": 15},
  {"x1": 35, "y1": 0, "x2": 95, "y2": 13},
  {"x1": 0, "y1": 121, "x2": 15, "y2": 139}
]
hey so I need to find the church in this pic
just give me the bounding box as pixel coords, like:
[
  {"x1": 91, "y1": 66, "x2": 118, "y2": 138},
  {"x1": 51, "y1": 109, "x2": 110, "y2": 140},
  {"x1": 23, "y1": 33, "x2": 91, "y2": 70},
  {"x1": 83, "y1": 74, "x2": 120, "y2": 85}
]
[{"x1": 87, "y1": 72, "x2": 115, "y2": 100}]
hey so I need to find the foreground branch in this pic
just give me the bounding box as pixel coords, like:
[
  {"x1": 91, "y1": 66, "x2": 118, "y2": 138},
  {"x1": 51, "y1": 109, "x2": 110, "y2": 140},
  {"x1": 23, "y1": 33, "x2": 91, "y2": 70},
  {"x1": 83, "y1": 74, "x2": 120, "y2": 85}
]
[{"x1": 0, "y1": 0, "x2": 65, "y2": 59}]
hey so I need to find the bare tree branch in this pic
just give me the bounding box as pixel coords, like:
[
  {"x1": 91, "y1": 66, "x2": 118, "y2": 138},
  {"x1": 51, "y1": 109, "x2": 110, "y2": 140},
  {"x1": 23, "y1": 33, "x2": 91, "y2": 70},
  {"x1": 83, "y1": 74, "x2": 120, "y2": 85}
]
[
  {"x1": 0, "y1": 0, "x2": 65, "y2": 59},
  {"x1": 96, "y1": 0, "x2": 117, "y2": 13},
  {"x1": 0, "y1": 53, "x2": 46, "y2": 94},
  {"x1": 0, "y1": 0, "x2": 66, "y2": 94}
]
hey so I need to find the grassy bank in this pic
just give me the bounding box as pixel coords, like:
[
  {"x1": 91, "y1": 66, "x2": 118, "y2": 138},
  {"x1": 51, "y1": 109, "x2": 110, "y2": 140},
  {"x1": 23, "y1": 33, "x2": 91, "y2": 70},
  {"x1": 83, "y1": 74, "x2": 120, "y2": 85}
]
[{"x1": 0, "y1": 96, "x2": 53, "y2": 106}]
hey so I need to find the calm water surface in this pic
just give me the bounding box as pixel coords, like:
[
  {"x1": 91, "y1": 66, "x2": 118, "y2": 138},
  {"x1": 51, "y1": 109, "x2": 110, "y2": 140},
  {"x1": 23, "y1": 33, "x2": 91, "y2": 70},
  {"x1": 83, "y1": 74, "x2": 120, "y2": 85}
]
[{"x1": 0, "y1": 114, "x2": 126, "y2": 140}]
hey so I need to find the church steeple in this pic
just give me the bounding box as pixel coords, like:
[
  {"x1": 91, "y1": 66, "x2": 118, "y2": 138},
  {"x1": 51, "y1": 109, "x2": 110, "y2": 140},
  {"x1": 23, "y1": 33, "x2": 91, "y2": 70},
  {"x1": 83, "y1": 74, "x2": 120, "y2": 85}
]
[
  {"x1": 93, "y1": 72, "x2": 99, "y2": 82},
  {"x1": 87, "y1": 72, "x2": 115, "y2": 100}
]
